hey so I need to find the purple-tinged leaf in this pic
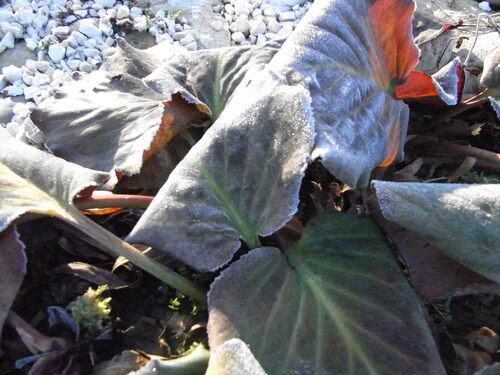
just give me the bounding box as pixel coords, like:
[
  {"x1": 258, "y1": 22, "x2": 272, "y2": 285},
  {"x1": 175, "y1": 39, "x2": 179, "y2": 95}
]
[
  {"x1": 208, "y1": 212, "x2": 446, "y2": 375},
  {"x1": 0, "y1": 226, "x2": 26, "y2": 340}
]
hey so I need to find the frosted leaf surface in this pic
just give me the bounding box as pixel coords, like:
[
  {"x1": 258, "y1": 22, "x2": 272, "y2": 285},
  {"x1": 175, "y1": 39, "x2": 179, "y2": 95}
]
[
  {"x1": 208, "y1": 212, "x2": 446, "y2": 375},
  {"x1": 206, "y1": 339, "x2": 267, "y2": 375},
  {"x1": 127, "y1": 71, "x2": 314, "y2": 271},
  {"x1": 373, "y1": 181, "x2": 500, "y2": 282}
]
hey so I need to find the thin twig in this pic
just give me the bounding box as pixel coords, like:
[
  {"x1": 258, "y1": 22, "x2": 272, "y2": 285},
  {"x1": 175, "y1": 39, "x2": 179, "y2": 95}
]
[
  {"x1": 421, "y1": 140, "x2": 500, "y2": 166},
  {"x1": 74, "y1": 193, "x2": 154, "y2": 210}
]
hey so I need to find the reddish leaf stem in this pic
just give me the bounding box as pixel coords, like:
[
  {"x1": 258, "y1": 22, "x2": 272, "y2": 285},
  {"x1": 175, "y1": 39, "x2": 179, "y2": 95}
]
[
  {"x1": 74, "y1": 193, "x2": 154, "y2": 210},
  {"x1": 422, "y1": 141, "x2": 500, "y2": 166}
]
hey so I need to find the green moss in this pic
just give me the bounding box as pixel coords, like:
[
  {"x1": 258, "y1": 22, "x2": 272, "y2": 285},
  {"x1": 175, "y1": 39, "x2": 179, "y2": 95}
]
[{"x1": 66, "y1": 285, "x2": 111, "y2": 334}]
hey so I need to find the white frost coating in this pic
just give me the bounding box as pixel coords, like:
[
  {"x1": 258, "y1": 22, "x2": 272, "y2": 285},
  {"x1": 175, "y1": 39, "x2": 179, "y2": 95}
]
[
  {"x1": 372, "y1": 181, "x2": 500, "y2": 282},
  {"x1": 431, "y1": 57, "x2": 462, "y2": 105},
  {"x1": 206, "y1": 338, "x2": 268, "y2": 375}
]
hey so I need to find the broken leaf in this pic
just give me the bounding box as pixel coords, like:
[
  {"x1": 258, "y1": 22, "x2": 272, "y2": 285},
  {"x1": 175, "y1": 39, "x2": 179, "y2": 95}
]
[
  {"x1": 474, "y1": 363, "x2": 500, "y2": 375},
  {"x1": 51, "y1": 262, "x2": 130, "y2": 290},
  {"x1": 127, "y1": 72, "x2": 314, "y2": 271},
  {"x1": 372, "y1": 181, "x2": 500, "y2": 282},
  {"x1": 208, "y1": 212, "x2": 445, "y2": 375},
  {"x1": 0, "y1": 226, "x2": 26, "y2": 340}
]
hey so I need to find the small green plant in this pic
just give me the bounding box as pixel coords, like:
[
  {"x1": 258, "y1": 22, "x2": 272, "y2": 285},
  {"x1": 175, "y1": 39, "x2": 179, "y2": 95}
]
[{"x1": 66, "y1": 285, "x2": 112, "y2": 334}]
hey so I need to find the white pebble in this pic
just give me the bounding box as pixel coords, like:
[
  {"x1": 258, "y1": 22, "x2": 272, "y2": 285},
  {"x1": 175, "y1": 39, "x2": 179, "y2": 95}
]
[
  {"x1": 66, "y1": 59, "x2": 80, "y2": 70},
  {"x1": 8, "y1": 24, "x2": 24, "y2": 38},
  {"x1": 231, "y1": 31, "x2": 245, "y2": 43},
  {"x1": 250, "y1": 19, "x2": 266, "y2": 35},
  {"x1": 210, "y1": 20, "x2": 223, "y2": 31},
  {"x1": 3, "y1": 65, "x2": 23, "y2": 83},
  {"x1": 103, "y1": 47, "x2": 116, "y2": 56},
  {"x1": 79, "y1": 19, "x2": 102, "y2": 39},
  {"x1": 65, "y1": 35, "x2": 78, "y2": 48},
  {"x1": 72, "y1": 31, "x2": 88, "y2": 45},
  {"x1": 1, "y1": 32, "x2": 15, "y2": 49},
  {"x1": 48, "y1": 44, "x2": 65, "y2": 63},
  {"x1": 130, "y1": 6, "x2": 142, "y2": 18},
  {"x1": 234, "y1": 2, "x2": 250, "y2": 16},
  {"x1": 235, "y1": 16, "x2": 251, "y2": 34},
  {"x1": 225, "y1": 4, "x2": 235, "y2": 14},
  {"x1": 278, "y1": 22, "x2": 294, "y2": 37},
  {"x1": 279, "y1": 11, "x2": 295, "y2": 22},
  {"x1": 252, "y1": 9, "x2": 262, "y2": 18},
  {"x1": 32, "y1": 73, "x2": 50, "y2": 86},
  {"x1": 66, "y1": 45, "x2": 76, "y2": 57},
  {"x1": 83, "y1": 47, "x2": 100, "y2": 57},
  {"x1": 79, "y1": 61, "x2": 93, "y2": 73},
  {"x1": 35, "y1": 61, "x2": 50, "y2": 72},
  {"x1": 15, "y1": 8, "x2": 34, "y2": 26},
  {"x1": 133, "y1": 16, "x2": 148, "y2": 32},
  {"x1": 52, "y1": 26, "x2": 70, "y2": 37},
  {"x1": 74, "y1": 9, "x2": 88, "y2": 17},
  {"x1": 22, "y1": 73, "x2": 33, "y2": 86},
  {"x1": 45, "y1": 19, "x2": 59, "y2": 34},
  {"x1": 7, "y1": 86, "x2": 24, "y2": 96},
  {"x1": 84, "y1": 38, "x2": 97, "y2": 48},
  {"x1": 64, "y1": 15, "x2": 77, "y2": 23},
  {"x1": 478, "y1": 1, "x2": 492, "y2": 11},
  {"x1": 179, "y1": 33, "x2": 195, "y2": 46},
  {"x1": 0, "y1": 10, "x2": 14, "y2": 23},
  {"x1": 24, "y1": 86, "x2": 40, "y2": 99},
  {"x1": 266, "y1": 17, "x2": 281, "y2": 33},
  {"x1": 95, "y1": 0, "x2": 116, "y2": 8},
  {"x1": 25, "y1": 38, "x2": 38, "y2": 50},
  {"x1": 256, "y1": 34, "x2": 267, "y2": 46},
  {"x1": 185, "y1": 41, "x2": 198, "y2": 51}
]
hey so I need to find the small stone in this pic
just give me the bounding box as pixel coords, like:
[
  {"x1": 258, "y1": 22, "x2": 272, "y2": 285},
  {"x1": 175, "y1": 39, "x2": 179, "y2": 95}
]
[
  {"x1": 256, "y1": 34, "x2": 267, "y2": 46},
  {"x1": 478, "y1": 1, "x2": 492, "y2": 11},
  {"x1": 65, "y1": 35, "x2": 78, "y2": 48},
  {"x1": 74, "y1": 9, "x2": 88, "y2": 17},
  {"x1": 83, "y1": 47, "x2": 100, "y2": 57},
  {"x1": 64, "y1": 15, "x2": 77, "y2": 24},
  {"x1": 32, "y1": 73, "x2": 50, "y2": 86},
  {"x1": 234, "y1": 1, "x2": 250, "y2": 16},
  {"x1": 107, "y1": 9, "x2": 117, "y2": 18},
  {"x1": 165, "y1": 19, "x2": 175, "y2": 29},
  {"x1": 250, "y1": 19, "x2": 266, "y2": 35},
  {"x1": 213, "y1": 4, "x2": 221, "y2": 12},
  {"x1": 8, "y1": 24, "x2": 24, "y2": 39},
  {"x1": 155, "y1": 33, "x2": 172, "y2": 44},
  {"x1": 15, "y1": 8, "x2": 34, "y2": 26},
  {"x1": 35, "y1": 61, "x2": 50, "y2": 72},
  {"x1": 130, "y1": 6, "x2": 142, "y2": 18},
  {"x1": 173, "y1": 31, "x2": 187, "y2": 41},
  {"x1": 48, "y1": 44, "x2": 65, "y2": 63},
  {"x1": 66, "y1": 45, "x2": 76, "y2": 57},
  {"x1": 185, "y1": 41, "x2": 198, "y2": 51},
  {"x1": 210, "y1": 20, "x2": 223, "y2": 31},
  {"x1": 25, "y1": 38, "x2": 38, "y2": 50},
  {"x1": 279, "y1": 11, "x2": 295, "y2": 22},
  {"x1": 231, "y1": 31, "x2": 245, "y2": 43},
  {"x1": 250, "y1": 34, "x2": 257, "y2": 43},
  {"x1": 225, "y1": 4, "x2": 235, "y2": 14},
  {"x1": 66, "y1": 59, "x2": 80, "y2": 70},
  {"x1": 102, "y1": 47, "x2": 116, "y2": 56},
  {"x1": 45, "y1": 20, "x2": 59, "y2": 34},
  {"x1": 179, "y1": 33, "x2": 195, "y2": 46},
  {"x1": 92, "y1": 4, "x2": 103, "y2": 11},
  {"x1": 22, "y1": 73, "x2": 33, "y2": 86},
  {"x1": 266, "y1": 17, "x2": 281, "y2": 33},
  {"x1": 7, "y1": 85, "x2": 24, "y2": 96},
  {"x1": 1, "y1": 32, "x2": 15, "y2": 49},
  {"x1": 95, "y1": 0, "x2": 116, "y2": 8},
  {"x1": 52, "y1": 26, "x2": 70, "y2": 37},
  {"x1": 84, "y1": 38, "x2": 97, "y2": 48},
  {"x1": 24, "y1": 86, "x2": 40, "y2": 99},
  {"x1": 3, "y1": 65, "x2": 23, "y2": 83},
  {"x1": 252, "y1": 8, "x2": 262, "y2": 18},
  {"x1": 79, "y1": 61, "x2": 93, "y2": 73},
  {"x1": 79, "y1": 19, "x2": 102, "y2": 39},
  {"x1": 174, "y1": 23, "x2": 183, "y2": 31},
  {"x1": 133, "y1": 16, "x2": 148, "y2": 32},
  {"x1": 72, "y1": 31, "x2": 88, "y2": 45},
  {"x1": 235, "y1": 16, "x2": 251, "y2": 34},
  {"x1": 0, "y1": 10, "x2": 14, "y2": 23}
]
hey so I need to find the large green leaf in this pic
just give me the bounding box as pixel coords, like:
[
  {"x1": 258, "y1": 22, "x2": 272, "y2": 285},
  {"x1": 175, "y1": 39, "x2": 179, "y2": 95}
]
[
  {"x1": 0, "y1": 130, "x2": 204, "y2": 303},
  {"x1": 127, "y1": 72, "x2": 314, "y2": 271},
  {"x1": 372, "y1": 181, "x2": 500, "y2": 282},
  {"x1": 207, "y1": 212, "x2": 445, "y2": 375}
]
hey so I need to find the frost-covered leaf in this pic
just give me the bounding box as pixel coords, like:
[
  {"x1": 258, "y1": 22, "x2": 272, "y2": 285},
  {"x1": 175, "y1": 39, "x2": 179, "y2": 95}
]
[
  {"x1": 0, "y1": 130, "x2": 202, "y2": 302},
  {"x1": 208, "y1": 212, "x2": 445, "y2": 375},
  {"x1": 0, "y1": 226, "x2": 26, "y2": 340},
  {"x1": 269, "y1": 0, "x2": 419, "y2": 187},
  {"x1": 145, "y1": 39, "x2": 283, "y2": 120},
  {"x1": 0, "y1": 129, "x2": 109, "y2": 228},
  {"x1": 127, "y1": 72, "x2": 313, "y2": 271},
  {"x1": 372, "y1": 181, "x2": 500, "y2": 282},
  {"x1": 30, "y1": 39, "x2": 280, "y2": 177},
  {"x1": 206, "y1": 338, "x2": 267, "y2": 375},
  {"x1": 395, "y1": 57, "x2": 465, "y2": 105}
]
